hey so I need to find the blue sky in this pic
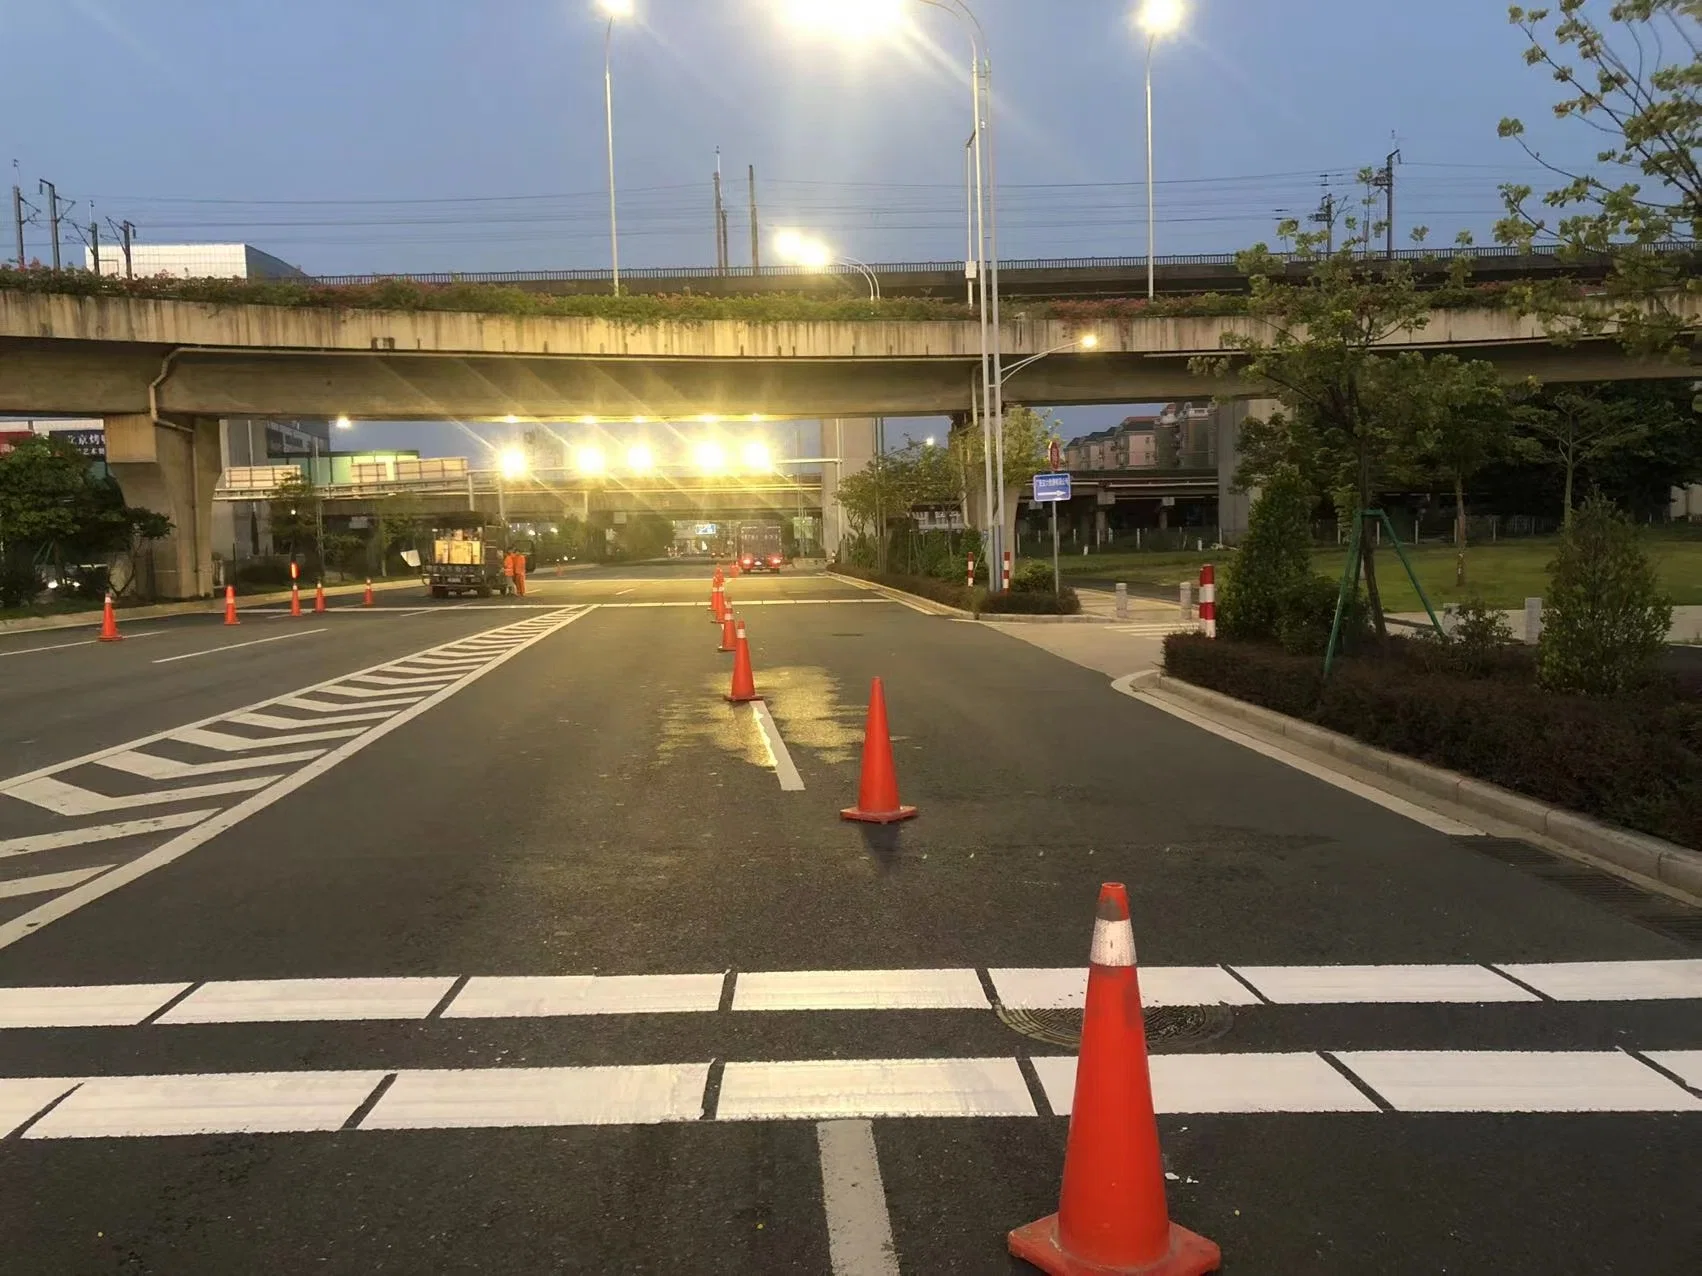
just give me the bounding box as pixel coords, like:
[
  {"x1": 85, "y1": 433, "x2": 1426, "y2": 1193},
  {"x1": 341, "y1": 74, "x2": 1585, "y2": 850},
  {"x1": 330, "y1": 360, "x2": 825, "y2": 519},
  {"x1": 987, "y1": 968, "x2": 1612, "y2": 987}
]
[{"x1": 1, "y1": 0, "x2": 1588, "y2": 455}]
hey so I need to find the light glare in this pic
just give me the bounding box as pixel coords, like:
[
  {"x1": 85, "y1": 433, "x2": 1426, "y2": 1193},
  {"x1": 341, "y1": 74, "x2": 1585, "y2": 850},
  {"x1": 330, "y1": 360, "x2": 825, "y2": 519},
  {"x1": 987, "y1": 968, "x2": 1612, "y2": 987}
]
[
  {"x1": 334, "y1": 415, "x2": 352, "y2": 430},
  {"x1": 1080, "y1": 333, "x2": 1100, "y2": 350},
  {"x1": 575, "y1": 446, "x2": 606, "y2": 476},
  {"x1": 781, "y1": 0, "x2": 908, "y2": 40},
  {"x1": 597, "y1": 0, "x2": 635, "y2": 17},
  {"x1": 694, "y1": 442, "x2": 728, "y2": 473},
  {"x1": 741, "y1": 442, "x2": 772, "y2": 471},
  {"x1": 626, "y1": 444, "x2": 654, "y2": 473},
  {"x1": 498, "y1": 447, "x2": 529, "y2": 480},
  {"x1": 1137, "y1": 0, "x2": 1184, "y2": 36},
  {"x1": 774, "y1": 228, "x2": 833, "y2": 270}
]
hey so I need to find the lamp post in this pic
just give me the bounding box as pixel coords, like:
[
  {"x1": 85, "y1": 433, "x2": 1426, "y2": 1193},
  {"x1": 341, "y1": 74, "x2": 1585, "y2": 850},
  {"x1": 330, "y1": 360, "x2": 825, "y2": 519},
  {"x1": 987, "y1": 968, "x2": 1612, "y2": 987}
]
[
  {"x1": 597, "y1": 0, "x2": 634, "y2": 295},
  {"x1": 772, "y1": 230, "x2": 881, "y2": 300},
  {"x1": 1136, "y1": 0, "x2": 1183, "y2": 301},
  {"x1": 998, "y1": 333, "x2": 1100, "y2": 388}
]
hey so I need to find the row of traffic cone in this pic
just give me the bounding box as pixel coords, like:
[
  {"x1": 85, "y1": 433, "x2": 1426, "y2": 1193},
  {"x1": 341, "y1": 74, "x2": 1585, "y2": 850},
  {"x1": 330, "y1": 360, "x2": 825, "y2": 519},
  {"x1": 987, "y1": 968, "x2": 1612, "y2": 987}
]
[
  {"x1": 98, "y1": 577, "x2": 380, "y2": 642},
  {"x1": 709, "y1": 573, "x2": 915, "y2": 824}
]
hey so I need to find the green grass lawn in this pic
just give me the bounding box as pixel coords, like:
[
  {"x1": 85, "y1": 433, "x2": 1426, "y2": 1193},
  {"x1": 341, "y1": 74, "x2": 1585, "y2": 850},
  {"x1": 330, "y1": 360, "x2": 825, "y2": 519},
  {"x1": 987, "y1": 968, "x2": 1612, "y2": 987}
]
[{"x1": 1057, "y1": 534, "x2": 1702, "y2": 609}]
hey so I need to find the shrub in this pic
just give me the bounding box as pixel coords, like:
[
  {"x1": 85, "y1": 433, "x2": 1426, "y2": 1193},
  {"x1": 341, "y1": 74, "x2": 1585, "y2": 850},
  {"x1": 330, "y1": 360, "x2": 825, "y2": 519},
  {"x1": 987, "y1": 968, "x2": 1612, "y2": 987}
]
[
  {"x1": 979, "y1": 585, "x2": 1081, "y2": 616},
  {"x1": 1218, "y1": 468, "x2": 1313, "y2": 642},
  {"x1": 1539, "y1": 494, "x2": 1673, "y2": 695},
  {"x1": 1273, "y1": 573, "x2": 1369, "y2": 656},
  {"x1": 832, "y1": 564, "x2": 977, "y2": 611},
  {"x1": 1164, "y1": 634, "x2": 1702, "y2": 849},
  {"x1": 1010, "y1": 560, "x2": 1058, "y2": 594},
  {"x1": 0, "y1": 562, "x2": 44, "y2": 609},
  {"x1": 235, "y1": 557, "x2": 297, "y2": 589},
  {"x1": 1435, "y1": 598, "x2": 1516, "y2": 678}
]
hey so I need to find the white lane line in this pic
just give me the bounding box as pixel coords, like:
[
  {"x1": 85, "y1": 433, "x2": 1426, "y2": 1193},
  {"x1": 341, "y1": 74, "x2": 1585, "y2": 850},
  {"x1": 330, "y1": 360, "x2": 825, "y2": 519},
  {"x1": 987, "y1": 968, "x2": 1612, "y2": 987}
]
[
  {"x1": 310, "y1": 683, "x2": 442, "y2": 701},
  {"x1": 98, "y1": 748, "x2": 326, "y2": 780},
  {"x1": 717, "y1": 1058, "x2": 1035, "y2": 1120},
  {"x1": 1031, "y1": 1053, "x2": 1380, "y2": 1117},
  {"x1": 0, "y1": 608, "x2": 590, "y2": 952},
  {"x1": 733, "y1": 970, "x2": 988, "y2": 1012},
  {"x1": 0, "y1": 810, "x2": 218, "y2": 860},
  {"x1": 227, "y1": 708, "x2": 396, "y2": 731},
  {"x1": 1116, "y1": 678, "x2": 1483, "y2": 837},
  {"x1": 1334, "y1": 1050, "x2": 1702, "y2": 1113},
  {"x1": 751, "y1": 701, "x2": 805, "y2": 792},
  {"x1": 0, "y1": 631, "x2": 166, "y2": 658},
  {"x1": 817, "y1": 1120, "x2": 901, "y2": 1276},
  {"x1": 360, "y1": 1065, "x2": 712, "y2": 1130},
  {"x1": 25, "y1": 1071, "x2": 390, "y2": 1139},
  {"x1": 0, "y1": 982, "x2": 191, "y2": 1028},
  {"x1": 988, "y1": 967, "x2": 1260, "y2": 1010},
  {"x1": 152, "y1": 628, "x2": 329, "y2": 664},
  {"x1": 0, "y1": 865, "x2": 112, "y2": 900},
  {"x1": 170, "y1": 725, "x2": 366, "y2": 752},
  {"x1": 1235, "y1": 964, "x2": 1538, "y2": 1005},
  {"x1": 1647, "y1": 1051, "x2": 1702, "y2": 1090},
  {"x1": 341, "y1": 673, "x2": 460, "y2": 689},
  {"x1": 444, "y1": 974, "x2": 724, "y2": 1018},
  {"x1": 158, "y1": 977, "x2": 459, "y2": 1024},
  {"x1": 6, "y1": 774, "x2": 280, "y2": 816},
  {"x1": 1, "y1": 1078, "x2": 80, "y2": 1136},
  {"x1": 273, "y1": 693, "x2": 425, "y2": 714},
  {"x1": 1494, "y1": 960, "x2": 1702, "y2": 1002},
  {"x1": 615, "y1": 588, "x2": 635, "y2": 596}
]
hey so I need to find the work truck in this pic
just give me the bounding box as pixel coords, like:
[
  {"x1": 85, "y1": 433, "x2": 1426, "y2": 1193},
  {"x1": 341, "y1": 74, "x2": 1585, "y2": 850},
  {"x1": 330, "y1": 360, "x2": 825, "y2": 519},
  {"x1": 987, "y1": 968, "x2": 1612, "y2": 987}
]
[{"x1": 426, "y1": 516, "x2": 514, "y2": 598}]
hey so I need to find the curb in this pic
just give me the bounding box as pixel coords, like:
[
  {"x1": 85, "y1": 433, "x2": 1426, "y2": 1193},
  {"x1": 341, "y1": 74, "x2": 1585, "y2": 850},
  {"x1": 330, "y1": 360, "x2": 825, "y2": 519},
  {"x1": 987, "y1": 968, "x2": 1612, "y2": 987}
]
[
  {"x1": 1136, "y1": 671, "x2": 1702, "y2": 900},
  {"x1": 0, "y1": 578, "x2": 425, "y2": 636},
  {"x1": 826, "y1": 570, "x2": 1113, "y2": 624}
]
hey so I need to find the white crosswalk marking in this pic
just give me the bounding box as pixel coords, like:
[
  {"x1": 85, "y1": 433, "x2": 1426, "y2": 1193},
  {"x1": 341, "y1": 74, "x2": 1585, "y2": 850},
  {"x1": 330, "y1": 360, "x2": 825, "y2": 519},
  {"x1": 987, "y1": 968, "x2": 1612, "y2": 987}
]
[
  {"x1": 159, "y1": 977, "x2": 458, "y2": 1024},
  {"x1": 1336, "y1": 1050, "x2": 1702, "y2": 1113},
  {"x1": 717, "y1": 1058, "x2": 1036, "y2": 1120},
  {"x1": 990, "y1": 966, "x2": 1260, "y2": 1009},
  {"x1": 733, "y1": 969, "x2": 987, "y2": 1011},
  {"x1": 5, "y1": 774, "x2": 281, "y2": 816},
  {"x1": 1034, "y1": 1053, "x2": 1380, "y2": 1115},
  {"x1": 25, "y1": 1071, "x2": 389, "y2": 1138},
  {"x1": 274, "y1": 693, "x2": 424, "y2": 713},
  {"x1": 445, "y1": 974, "x2": 724, "y2": 1018},
  {"x1": 98, "y1": 748, "x2": 326, "y2": 780},
  {"x1": 171, "y1": 725, "x2": 367, "y2": 752},
  {"x1": 362, "y1": 1065, "x2": 712, "y2": 1130},
  {"x1": 1496, "y1": 960, "x2": 1702, "y2": 1001},
  {"x1": 1237, "y1": 964, "x2": 1539, "y2": 1004},
  {"x1": 0, "y1": 866, "x2": 111, "y2": 899},
  {"x1": 310, "y1": 683, "x2": 440, "y2": 700},
  {"x1": 227, "y1": 709, "x2": 396, "y2": 731},
  {"x1": 0, "y1": 982, "x2": 190, "y2": 1028},
  {"x1": 0, "y1": 1078, "x2": 79, "y2": 1137}
]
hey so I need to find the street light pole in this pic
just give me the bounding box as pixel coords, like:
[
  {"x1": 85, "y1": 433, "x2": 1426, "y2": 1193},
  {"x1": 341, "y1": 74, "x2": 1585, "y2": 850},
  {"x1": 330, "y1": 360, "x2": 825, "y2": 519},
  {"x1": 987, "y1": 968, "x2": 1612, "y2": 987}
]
[
  {"x1": 1145, "y1": 33, "x2": 1156, "y2": 300},
  {"x1": 838, "y1": 256, "x2": 880, "y2": 301},
  {"x1": 604, "y1": 17, "x2": 621, "y2": 295}
]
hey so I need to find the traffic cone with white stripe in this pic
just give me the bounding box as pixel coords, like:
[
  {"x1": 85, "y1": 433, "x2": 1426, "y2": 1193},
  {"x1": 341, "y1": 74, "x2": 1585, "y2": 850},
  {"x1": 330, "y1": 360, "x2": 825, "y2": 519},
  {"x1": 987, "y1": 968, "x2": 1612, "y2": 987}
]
[
  {"x1": 840, "y1": 678, "x2": 917, "y2": 824},
  {"x1": 289, "y1": 583, "x2": 302, "y2": 617},
  {"x1": 719, "y1": 611, "x2": 738, "y2": 653},
  {"x1": 710, "y1": 580, "x2": 724, "y2": 621},
  {"x1": 363, "y1": 579, "x2": 375, "y2": 607},
  {"x1": 223, "y1": 585, "x2": 240, "y2": 626},
  {"x1": 713, "y1": 566, "x2": 725, "y2": 588},
  {"x1": 1008, "y1": 883, "x2": 1220, "y2": 1275},
  {"x1": 314, "y1": 581, "x2": 327, "y2": 614},
  {"x1": 726, "y1": 619, "x2": 758, "y2": 703},
  {"x1": 97, "y1": 592, "x2": 123, "y2": 642}
]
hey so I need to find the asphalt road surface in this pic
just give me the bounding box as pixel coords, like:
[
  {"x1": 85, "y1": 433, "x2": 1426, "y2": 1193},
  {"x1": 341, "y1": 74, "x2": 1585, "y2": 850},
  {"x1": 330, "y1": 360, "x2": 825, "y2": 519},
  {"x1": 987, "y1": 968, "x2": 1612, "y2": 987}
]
[{"x1": 0, "y1": 566, "x2": 1697, "y2": 1274}]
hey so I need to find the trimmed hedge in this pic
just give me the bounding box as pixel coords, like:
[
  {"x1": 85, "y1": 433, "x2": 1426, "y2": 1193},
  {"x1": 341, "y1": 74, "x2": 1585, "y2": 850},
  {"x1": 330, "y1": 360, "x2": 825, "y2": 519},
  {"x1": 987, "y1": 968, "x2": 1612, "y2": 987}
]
[
  {"x1": 1162, "y1": 634, "x2": 1702, "y2": 850},
  {"x1": 832, "y1": 565, "x2": 1080, "y2": 616}
]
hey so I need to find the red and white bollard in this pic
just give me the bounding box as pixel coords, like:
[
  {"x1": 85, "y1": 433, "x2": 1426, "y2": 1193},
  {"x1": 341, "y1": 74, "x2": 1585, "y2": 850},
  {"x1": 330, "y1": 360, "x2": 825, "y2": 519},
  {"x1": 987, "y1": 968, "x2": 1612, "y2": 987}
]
[
  {"x1": 966, "y1": 555, "x2": 976, "y2": 589},
  {"x1": 1199, "y1": 563, "x2": 1217, "y2": 638},
  {"x1": 1001, "y1": 550, "x2": 1012, "y2": 592}
]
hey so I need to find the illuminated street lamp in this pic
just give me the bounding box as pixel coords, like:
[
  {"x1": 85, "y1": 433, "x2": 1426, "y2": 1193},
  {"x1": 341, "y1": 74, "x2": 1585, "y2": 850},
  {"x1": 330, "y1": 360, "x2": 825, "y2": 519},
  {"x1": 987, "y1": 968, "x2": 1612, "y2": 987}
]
[
  {"x1": 496, "y1": 446, "x2": 529, "y2": 527},
  {"x1": 999, "y1": 333, "x2": 1102, "y2": 386},
  {"x1": 740, "y1": 441, "x2": 772, "y2": 472},
  {"x1": 1135, "y1": 0, "x2": 1184, "y2": 300},
  {"x1": 773, "y1": 229, "x2": 881, "y2": 300},
  {"x1": 693, "y1": 441, "x2": 728, "y2": 474},
  {"x1": 574, "y1": 446, "x2": 606, "y2": 476},
  {"x1": 334, "y1": 415, "x2": 352, "y2": 430},
  {"x1": 625, "y1": 444, "x2": 654, "y2": 473},
  {"x1": 596, "y1": 0, "x2": 634, "y2": 294}
]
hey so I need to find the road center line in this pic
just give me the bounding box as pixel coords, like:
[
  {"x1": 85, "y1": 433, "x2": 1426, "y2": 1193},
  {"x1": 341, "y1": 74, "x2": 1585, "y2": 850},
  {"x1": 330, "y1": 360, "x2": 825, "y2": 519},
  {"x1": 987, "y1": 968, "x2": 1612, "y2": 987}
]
[
  {"x1": 751, "y1": 701, "x2": 805, "y2": 791},
  {"x1": 153, "y1": 628, "x2": 328, "y2": 664},
  {"x1": 817, "y1": 1120, "x2": 902, "y2": 1276},
  {"x1": 0, "y1": 631, "x2": 166, "y2": 658}
]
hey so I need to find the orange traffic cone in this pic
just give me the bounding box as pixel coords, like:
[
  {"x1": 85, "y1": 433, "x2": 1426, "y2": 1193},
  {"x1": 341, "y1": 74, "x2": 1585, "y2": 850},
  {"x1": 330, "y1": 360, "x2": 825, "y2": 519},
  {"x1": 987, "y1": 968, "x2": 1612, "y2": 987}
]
[
  {"x1": 363, "y1": 579, "x2": 375, "y2": 607},
  {"x1": 1008, "y1": 884, "x2": 1220, "y2": 1276},
  {"x1": 97, "y1": 592, "x2": 123, "y2": 642},
  {"x1": 840, "y1": 678, "x2": 917, "y2": 824},
  {"x1": 713, "y1": 566, "x2": 725, "y2": 588},
  {"x1": 314, "y1": 581, "x2": 327, "y2": 614},
  {"x1": 719, "y1": 611, "x2": 738, "y2": 653},
  {"x1": 726, "y1": 620, "x2": 758, "y2": 703},
  {"x1": 290, "y1": 583, "x2": 302, "y2": 618},
  {"x1": 223, "y1": 585, "x2": 240, "y2": 626},
  {"x1": 712, "y1": 583, "x2": 729, "y2": 624}
]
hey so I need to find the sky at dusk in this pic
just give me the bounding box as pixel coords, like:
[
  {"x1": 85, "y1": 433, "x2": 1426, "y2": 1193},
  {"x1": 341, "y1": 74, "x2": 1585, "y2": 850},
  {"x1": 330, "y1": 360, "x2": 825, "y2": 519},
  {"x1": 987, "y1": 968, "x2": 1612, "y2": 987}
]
[{"x1": 1, "y1": 0, "x2": 1596, "y2": 456}]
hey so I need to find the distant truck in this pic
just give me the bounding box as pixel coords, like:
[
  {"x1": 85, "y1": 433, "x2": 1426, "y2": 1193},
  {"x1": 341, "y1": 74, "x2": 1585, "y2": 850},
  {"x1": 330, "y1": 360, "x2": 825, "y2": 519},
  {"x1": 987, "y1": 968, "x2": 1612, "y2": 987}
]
[
  {"x1": 426, "y1": 516, "x2": 514, "y2": 598},
  {"x1": 735, "y1": 522, "x2": 785, "y2": 573}
]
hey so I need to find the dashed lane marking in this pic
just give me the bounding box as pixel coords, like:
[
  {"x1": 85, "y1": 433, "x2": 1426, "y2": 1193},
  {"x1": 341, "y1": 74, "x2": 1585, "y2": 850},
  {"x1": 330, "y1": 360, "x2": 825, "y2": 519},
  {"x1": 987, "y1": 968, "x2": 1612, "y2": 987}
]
[
  {"x1": 0, "y1": 609, "x2": 590, "y2": 950},
  {"x1": 817, "y1": 1119, "x2": 902, "y2": 1276},
  {"x1": 751, "y1": 701, "x2": 806, "y2": 791},
  {"x1": 0, "y1": 631, "x2": 166, "y2": 658},
  {"x1": 152, "y1": 628, "x2": 328, "y2": 663}
]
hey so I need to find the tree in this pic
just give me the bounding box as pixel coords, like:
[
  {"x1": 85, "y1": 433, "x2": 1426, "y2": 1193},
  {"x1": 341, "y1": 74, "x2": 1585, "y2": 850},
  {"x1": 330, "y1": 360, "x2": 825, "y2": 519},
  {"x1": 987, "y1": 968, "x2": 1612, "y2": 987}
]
[
  {"x1": 378, "y1": 491, "x2": 425, "y2": 570},
  {"x1": 1407, "y1": 354, "x2": 1521, "y2": 584},
  {"x1": 1498, "y1": 3, "x2": 1702, "y2": 367},
  {"x1": 1217, "y1": 467, "x2": 1315, "y2": 642},
  {"x1": 1195, "y1": 233, "x2": 1455, "y2": 635},
  {"x1": 1513, "y1": 386, "x2": 1652, "y2": 520},
  {"x1": 956, "y1": 405, "x2": 1058, "y2": 556},
  {"x1": 1539, "y1": 492, "x2": 1672, "y2": 694},
  {"x1": 836, "y1": 439, "x2": 965, "y2": 571},
  {"x1": 0, "y1": 435, "x2": 171, "y2": 570},
  {"x1": 269, "y1": 470, "x2": 320, "y2": 565}
]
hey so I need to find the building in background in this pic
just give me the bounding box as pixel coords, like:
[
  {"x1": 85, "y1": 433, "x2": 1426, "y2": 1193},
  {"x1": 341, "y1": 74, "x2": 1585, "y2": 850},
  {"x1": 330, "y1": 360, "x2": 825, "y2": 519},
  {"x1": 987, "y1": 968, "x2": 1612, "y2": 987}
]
[{"x1": 83, "y1": 242, "x2": 307, "y2": 280}]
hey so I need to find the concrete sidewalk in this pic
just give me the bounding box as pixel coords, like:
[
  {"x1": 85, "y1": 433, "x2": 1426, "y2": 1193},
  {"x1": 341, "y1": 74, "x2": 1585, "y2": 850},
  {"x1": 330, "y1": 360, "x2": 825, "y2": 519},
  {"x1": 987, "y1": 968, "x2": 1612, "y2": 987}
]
[{"x1": 1393, "y1": 603, "x2": 1702, "y2": 644}]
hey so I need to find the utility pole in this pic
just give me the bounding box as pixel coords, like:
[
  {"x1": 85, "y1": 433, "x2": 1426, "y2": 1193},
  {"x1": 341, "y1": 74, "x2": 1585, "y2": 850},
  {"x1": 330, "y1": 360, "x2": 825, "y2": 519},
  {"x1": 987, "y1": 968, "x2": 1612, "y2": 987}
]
[
  {"x1": 1309, "y1": 189, "x2": 1338, "y2": 254},
  {"x1": 38, "y1": 180, "x2": 60, "y2": 270},
  {"x1": 712, "y1": 150, "x2": 726, "y2": 274},
  {"x1": 107, "y1": 219, "x2": 135, "y2": 278},
  {"x1": 748, "y1": 165, "x2": 760, "y2": 274},
  {"x1": 1373, "y1": 149, "x2": 1400, "y2": 259},
  {"x1": 88, "y1": 215, "x2": 100, "y2": 275},
  {"x1": 11, "y1": 184, "x2": 24, "y2": 268}
]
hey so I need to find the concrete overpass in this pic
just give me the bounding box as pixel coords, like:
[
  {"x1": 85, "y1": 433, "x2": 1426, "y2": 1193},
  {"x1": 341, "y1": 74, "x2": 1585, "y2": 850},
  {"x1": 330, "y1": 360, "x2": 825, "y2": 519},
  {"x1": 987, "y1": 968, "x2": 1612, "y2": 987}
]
[
  {"x1": 311, "y1": 242, "x2": 1697, "y2": 302},
  {"x1": 3, "y1": 287, "x2": 1694, "y2": 599}
]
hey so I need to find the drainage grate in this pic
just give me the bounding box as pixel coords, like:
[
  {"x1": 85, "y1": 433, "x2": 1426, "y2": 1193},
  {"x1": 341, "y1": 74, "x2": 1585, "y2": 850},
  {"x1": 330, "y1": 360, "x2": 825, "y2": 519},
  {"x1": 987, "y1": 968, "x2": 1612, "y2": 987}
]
[
  {"x1": 1455, "y1": 835, "x2": 1702, "y2": 950},
  {"x1": 997, "y1": 1004, "x2": 1235, "y2": 1052}
]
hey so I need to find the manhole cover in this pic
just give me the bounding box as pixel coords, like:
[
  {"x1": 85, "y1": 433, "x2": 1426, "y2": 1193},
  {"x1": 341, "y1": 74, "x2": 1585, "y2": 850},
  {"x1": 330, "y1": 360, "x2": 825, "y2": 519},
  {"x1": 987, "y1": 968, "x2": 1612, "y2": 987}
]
[{"x1": 996, "y1": 1004, "x2": 1235, "y2": 1051}]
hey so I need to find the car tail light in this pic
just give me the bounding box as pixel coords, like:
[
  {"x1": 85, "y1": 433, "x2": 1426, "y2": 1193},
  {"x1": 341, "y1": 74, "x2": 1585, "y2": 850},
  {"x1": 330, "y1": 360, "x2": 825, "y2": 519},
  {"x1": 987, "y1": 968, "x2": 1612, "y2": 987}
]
[
  {"x1": 769, "y1": 555, "x2": 781, "y2": 565},
  {"x1": 741, "y1": 555, "x2": 754, "y2": 566}
]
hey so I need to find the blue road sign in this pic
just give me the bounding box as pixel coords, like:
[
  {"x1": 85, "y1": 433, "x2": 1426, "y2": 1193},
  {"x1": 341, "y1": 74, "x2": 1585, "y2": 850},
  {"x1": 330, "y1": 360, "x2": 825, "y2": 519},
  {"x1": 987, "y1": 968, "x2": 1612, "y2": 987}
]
[{"x1": 1033, "y1": 472, "x2": 1072, "y2": 503}]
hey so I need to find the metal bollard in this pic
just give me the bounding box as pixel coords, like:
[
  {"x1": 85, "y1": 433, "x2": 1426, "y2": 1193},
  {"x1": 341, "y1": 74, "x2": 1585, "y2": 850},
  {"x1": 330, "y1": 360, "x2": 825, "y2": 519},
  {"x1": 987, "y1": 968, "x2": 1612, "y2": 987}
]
[
  {"x1": 1115, "y1": 582, "x2": 1129, "y2": 619},
  {"x1": 1524, "y1": 597, "x2": 1543, "y2": 645},
  {"x1": 1180, "y1": 580, "x2": 1196, "y2": 621}
]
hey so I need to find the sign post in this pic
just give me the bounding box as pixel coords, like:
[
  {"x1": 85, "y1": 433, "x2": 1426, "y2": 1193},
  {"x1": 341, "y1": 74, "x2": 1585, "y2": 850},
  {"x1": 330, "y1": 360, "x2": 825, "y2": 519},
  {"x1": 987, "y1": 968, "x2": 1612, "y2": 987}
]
[{"x1": 1032, "y1": 470, "x2": 1072, "y2": 595}]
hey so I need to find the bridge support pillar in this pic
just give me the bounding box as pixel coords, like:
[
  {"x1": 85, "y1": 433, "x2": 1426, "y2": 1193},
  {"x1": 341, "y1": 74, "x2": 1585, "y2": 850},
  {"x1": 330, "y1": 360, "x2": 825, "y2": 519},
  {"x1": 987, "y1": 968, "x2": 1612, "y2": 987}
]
[
  {"x1": 105, "y1": 413, "x2": 221, "y2": 600},
  {"x1": 821, "y1": 416, "x2": 878, "y2": 560}
]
